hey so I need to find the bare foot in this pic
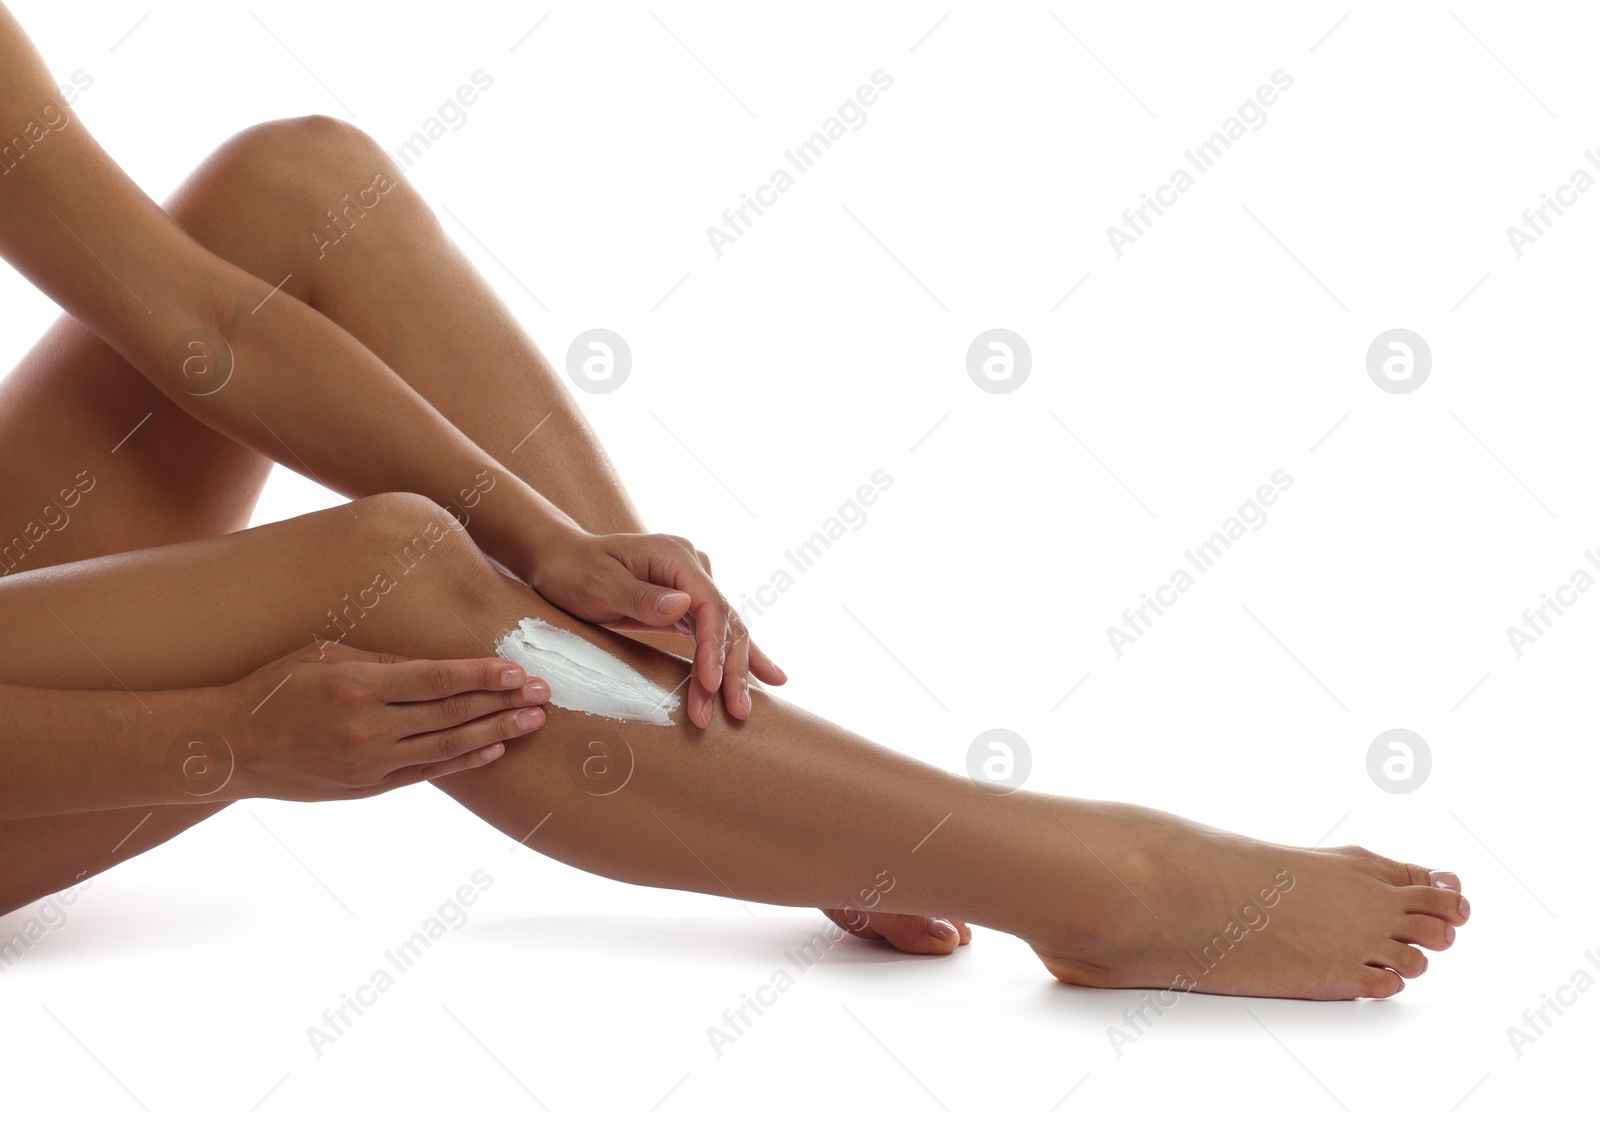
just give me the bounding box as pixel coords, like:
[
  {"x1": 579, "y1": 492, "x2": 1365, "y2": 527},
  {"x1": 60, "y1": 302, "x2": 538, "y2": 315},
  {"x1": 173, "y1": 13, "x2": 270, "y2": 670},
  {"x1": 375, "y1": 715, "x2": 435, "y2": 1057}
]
[{"x1": 1030, "y1": 803, "x2": 1469, "y2": 1000}]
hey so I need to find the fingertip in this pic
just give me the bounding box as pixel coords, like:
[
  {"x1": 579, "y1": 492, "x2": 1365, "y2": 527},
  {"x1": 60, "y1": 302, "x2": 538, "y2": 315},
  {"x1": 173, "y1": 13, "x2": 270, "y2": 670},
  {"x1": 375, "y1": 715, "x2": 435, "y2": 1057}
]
[
  {"x1": 698, "y1": 657, "x2": 722, "y2": 694},
  {"x1": 655, "y1": 590, "x2": 691, "y2": 618}
]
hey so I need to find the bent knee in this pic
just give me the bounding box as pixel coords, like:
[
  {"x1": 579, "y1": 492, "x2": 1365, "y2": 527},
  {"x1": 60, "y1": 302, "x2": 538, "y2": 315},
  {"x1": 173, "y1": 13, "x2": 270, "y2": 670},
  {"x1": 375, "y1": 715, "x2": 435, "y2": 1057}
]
[
  {"x1": 221, "y1": 115, "x2": 392, "y2": 179},
  {"x1": 169, "y1": 115, "x2": 402, "y2": 274}
]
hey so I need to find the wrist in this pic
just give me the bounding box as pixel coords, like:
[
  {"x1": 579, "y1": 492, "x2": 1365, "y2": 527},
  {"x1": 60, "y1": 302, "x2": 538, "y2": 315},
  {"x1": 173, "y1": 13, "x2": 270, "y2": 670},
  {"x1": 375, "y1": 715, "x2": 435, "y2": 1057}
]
[
  {"x1": 463, "y1": 476, "x2": 584, "y2": 582},
  {"x1": 148, "y1": 685, "x2": 246, "y2": 805}
]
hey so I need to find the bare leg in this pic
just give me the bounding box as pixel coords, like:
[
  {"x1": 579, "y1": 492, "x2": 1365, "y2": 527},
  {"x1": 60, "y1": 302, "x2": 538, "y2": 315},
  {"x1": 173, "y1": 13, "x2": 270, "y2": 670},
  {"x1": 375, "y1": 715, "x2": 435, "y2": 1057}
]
[
  {"x1": 2, "y1": 115, "x2": 969, "y2": 950},
  {"x1": 172, "y1": 116, "x2": 647, "y2": 542},
  {"x1": 0, "y1": 495, "x2": 1468, "y2": 999}
]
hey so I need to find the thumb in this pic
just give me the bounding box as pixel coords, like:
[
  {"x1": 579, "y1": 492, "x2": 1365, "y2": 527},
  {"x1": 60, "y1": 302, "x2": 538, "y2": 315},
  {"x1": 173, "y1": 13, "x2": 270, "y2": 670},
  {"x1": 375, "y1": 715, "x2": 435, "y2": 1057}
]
[{"x1": 619, "y1": 579, "x2": 690, "y2": 626}]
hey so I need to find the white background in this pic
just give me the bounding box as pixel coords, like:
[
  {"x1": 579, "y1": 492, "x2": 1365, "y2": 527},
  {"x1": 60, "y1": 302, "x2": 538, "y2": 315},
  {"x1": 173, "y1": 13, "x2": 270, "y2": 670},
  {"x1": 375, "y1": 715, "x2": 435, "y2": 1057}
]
[{"x1": 1, "y1": 1, "x2": 1595, "y2": 1119}]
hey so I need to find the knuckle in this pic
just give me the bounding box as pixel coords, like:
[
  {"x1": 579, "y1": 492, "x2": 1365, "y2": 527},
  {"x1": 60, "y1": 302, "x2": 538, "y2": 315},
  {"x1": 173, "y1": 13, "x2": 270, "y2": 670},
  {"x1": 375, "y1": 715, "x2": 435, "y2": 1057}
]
[
  {"x1": 410, "y1": 762, "x2": 439, "y2": 783},
  {"x1": 434, "y1": 729, "x2": 462, "y2": 761},
  {"x1": 426, "y1": 663, "x2": 455, "y2": 698},
  {"x1": 440, "y1": 690, "x2": 471, "y2": 727}
]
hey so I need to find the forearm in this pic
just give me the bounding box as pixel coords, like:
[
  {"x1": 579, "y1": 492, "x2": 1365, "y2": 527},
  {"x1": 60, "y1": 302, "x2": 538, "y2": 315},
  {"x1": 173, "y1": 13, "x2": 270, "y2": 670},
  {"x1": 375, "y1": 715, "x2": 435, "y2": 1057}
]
[
  {"x1": 0, "y1": 683, "x2": 221, "y2": 819},
  {"x1": 182, "y1": 275, "x2": 577, "y2": 576}
]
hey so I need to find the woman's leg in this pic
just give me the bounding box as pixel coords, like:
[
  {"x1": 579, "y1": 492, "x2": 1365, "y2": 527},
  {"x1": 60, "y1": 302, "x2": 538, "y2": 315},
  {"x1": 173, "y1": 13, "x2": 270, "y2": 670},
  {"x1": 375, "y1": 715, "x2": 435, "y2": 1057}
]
[
  {"x1": 0, "y1": 113, "x2": 959, "y2": 948},
  {"x1": 0, "y1": 493, "x2": 1467, "y2": 999},
  {"x1": 172, "y1": 115, "x2": 649, "y2": 543}
]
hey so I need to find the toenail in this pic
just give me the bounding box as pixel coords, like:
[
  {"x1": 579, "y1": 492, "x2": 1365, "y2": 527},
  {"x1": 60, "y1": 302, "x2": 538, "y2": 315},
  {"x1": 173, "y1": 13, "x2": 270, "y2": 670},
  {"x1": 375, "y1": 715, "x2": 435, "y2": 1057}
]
[{"x1": 927, "y1": 919, "x2": 956, "y2": 941}]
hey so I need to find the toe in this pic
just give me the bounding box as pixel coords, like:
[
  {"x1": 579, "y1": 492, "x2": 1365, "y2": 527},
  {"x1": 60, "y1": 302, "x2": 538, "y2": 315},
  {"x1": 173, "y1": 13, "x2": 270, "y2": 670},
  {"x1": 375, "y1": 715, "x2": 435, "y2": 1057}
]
[
  {"x1": 1372, "y1": 941, "x2": 1429, "y2": 979},
  {"x1": 1399, "y1": 863, "x2": 1463, "y2": 894},
  {"x1": 1399, "y1": 885, "x2": 1469, "y2": 925},
  {"x1": 1356, "y1": 965, "x2": 1406, "y2": 998},
  {"x1": 1392, "y1": 913, "x2": 1455, "y2": 951}
]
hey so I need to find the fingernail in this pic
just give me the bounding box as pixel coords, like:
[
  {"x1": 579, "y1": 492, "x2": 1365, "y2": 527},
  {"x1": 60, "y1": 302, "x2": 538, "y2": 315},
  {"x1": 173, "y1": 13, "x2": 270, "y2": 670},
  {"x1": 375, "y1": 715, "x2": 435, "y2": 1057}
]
[
  {"x1": 1430, "y1": 869, "x2": 1459, "y2": 889},
  {"x1": 1444, "y1": 925, "x2": 1456, "y2": 946},
  {"x1": 657, "y1": 591, "x2": 685, "y2": 614},
  {"x1": 522, "y1": 680, "x2": 548, "y2": 702},
  {"x1": 516, "y1": 708, "x2": 544, "y2": 731},
  {"x1": 927, "y1": 919, "x2": 956, "y2": 941},
  {"x1": 742, "y1": 685, "x2": 751, "y2": 712},
  {"x1": 1458, "y1": 897, "x2": 1470, "y2": 920},
  {"x1": 481, "y1": 743, "x2": 505, "y2": 762},
  {"x1": 500, "y1": 668, "x2": 525, "y2": 688}
]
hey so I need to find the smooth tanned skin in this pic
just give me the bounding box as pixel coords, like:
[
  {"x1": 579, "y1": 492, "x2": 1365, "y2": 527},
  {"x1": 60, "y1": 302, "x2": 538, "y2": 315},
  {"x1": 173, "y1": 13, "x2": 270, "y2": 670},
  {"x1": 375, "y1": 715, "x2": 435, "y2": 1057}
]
[{"x1": 0, "y1": 7, "x2": 1468, "y2": 996}]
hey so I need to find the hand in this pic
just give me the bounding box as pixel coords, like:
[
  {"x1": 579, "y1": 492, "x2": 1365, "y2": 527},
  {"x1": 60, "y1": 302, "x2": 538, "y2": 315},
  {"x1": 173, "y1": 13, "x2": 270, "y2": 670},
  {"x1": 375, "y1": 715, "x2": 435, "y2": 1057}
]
[
  {"x1": 215, "y1": 642, "x2": 548, "y2": 800},
  {"x1": 821, "y1": 908, "x2": 974, "y2": 955},
  {"x1": 526, "y1": 529, "x2": 786, "y2": 727}
]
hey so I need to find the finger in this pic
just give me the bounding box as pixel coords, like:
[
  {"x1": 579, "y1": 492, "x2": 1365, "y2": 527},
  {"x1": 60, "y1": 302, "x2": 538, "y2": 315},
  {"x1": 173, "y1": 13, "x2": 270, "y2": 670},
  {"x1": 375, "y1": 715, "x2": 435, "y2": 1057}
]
[
  {"x1": 690, "y1": 678, "x2": 713, "y2": 730},
  {"x1": 860, "y1": 912, "x2": 965, "y2": 955},
  {"x1": 375, "y1": 656, "x2": 535, "y2": 702},
  {"x1": 377, "y1": 740, "x2": 509, "y2": 791},
  {"x1": 723, "y1": 614, "x2": 753, "y2": 719},
  {"x1": 746, "y1": 637, "x2": 787, "y2": 685},
  {"x1": 606, "y1": 563, "x2": 693, "y2": 629},
  {"x1": 688, "y1": 591, "x2": 730, "y2": 700},
  {"x1": 393, "y1": 680, "x2": 550, "y2": 739},
  {"x1": 397, "y1": 703, "x2": 546, "y2": 769},
  {"x1": 820, "y1": 909, "x2": 967, "y2": 954},
  {"x1": 696, "y1": 548, "x2": 713, "y2": 576}
]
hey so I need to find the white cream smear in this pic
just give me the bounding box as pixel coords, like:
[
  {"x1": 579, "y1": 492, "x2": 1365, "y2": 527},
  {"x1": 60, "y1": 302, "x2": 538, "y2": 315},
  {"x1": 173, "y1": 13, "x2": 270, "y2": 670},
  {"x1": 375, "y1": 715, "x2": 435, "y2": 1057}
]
[{"x1": 494, "y1": 616, "x2": 680, "y2": 726}]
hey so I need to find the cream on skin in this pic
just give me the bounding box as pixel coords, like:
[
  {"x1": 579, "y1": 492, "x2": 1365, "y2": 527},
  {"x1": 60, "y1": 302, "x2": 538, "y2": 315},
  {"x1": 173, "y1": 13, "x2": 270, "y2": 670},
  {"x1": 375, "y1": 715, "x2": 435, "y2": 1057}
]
[{"x1": 494, "y1": 617, "x2": 681, "y2": 726}]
